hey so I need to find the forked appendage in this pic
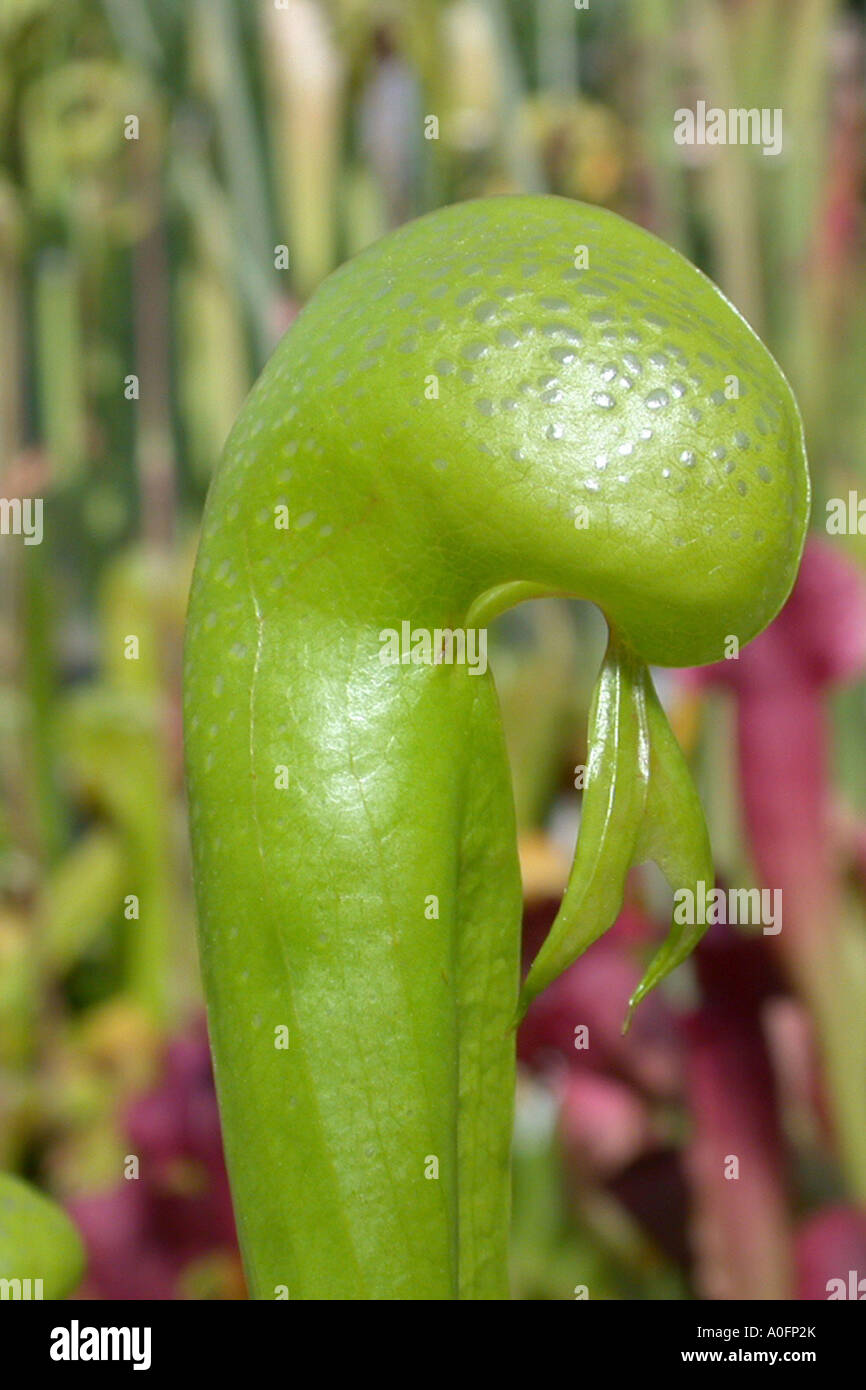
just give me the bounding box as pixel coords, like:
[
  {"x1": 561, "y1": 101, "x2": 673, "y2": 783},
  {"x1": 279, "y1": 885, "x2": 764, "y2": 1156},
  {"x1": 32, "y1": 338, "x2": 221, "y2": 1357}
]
[{"x1": 516, "y1": 630, "x2": 714, "y2": 1031}]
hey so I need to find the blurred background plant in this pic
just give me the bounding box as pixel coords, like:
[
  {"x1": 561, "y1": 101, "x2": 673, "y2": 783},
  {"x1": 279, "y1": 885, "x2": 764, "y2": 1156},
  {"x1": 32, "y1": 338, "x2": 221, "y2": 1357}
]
[{"x1": 1, "y1": 0, "x2": 866, "y2": 1300}]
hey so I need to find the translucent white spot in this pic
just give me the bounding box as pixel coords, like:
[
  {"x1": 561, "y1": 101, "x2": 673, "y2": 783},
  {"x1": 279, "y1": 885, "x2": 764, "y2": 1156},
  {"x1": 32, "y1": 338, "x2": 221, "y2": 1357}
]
[
  {"x1": 591, "y1": 391, "x2": 616, "y2": 410},
  {"x1": 542, "y1": 323, "x2": 582, "y2": 344},
  {"x1": 645, "y1": 389, "x2": 669, "y2": 410},
  {"x1": 462, "y1": 341, "x2": 488, "y2": 361}
]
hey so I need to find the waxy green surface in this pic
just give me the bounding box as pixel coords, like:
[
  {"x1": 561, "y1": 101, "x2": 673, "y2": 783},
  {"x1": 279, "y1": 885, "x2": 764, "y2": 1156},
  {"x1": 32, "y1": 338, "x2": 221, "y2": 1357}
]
[{"x1": 184, "y1": 196, "x2": 810, "y2": 1299}]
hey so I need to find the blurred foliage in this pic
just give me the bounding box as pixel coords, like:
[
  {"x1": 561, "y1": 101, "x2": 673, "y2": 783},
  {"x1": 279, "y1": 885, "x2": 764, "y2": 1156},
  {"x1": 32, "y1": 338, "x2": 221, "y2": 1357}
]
[{"x1": 0, "y1": 0, "x2": 866, "y2": 1299}]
